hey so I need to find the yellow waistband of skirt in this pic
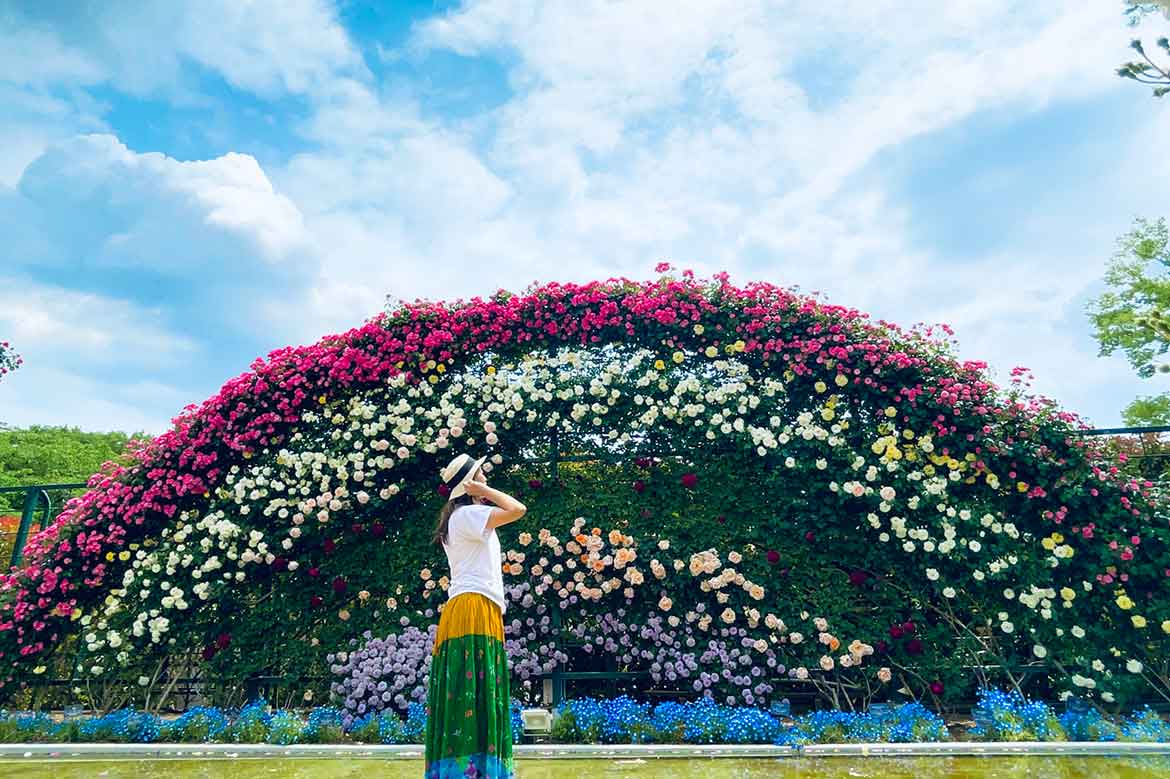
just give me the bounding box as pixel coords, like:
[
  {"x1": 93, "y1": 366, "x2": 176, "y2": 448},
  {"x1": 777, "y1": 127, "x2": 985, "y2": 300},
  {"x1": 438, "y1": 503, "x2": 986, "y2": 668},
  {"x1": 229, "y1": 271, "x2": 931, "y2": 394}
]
[{"x1": 433, "y1": 592, "x2": 505, "y2": 655}]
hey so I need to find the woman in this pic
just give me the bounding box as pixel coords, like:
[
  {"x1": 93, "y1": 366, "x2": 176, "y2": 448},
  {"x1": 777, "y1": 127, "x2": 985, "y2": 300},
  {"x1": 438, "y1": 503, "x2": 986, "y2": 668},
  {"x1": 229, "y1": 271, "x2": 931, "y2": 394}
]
[{"x1": 425, "y1": 453, "x2": 527, "y2": 779}]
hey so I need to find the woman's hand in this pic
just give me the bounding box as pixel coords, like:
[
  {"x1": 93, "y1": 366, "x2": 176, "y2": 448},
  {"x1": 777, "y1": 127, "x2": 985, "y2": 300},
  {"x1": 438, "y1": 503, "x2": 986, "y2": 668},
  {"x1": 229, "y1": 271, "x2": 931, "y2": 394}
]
[{"x1": 464, "y1": 480, "x2": 491, "y2": 498}]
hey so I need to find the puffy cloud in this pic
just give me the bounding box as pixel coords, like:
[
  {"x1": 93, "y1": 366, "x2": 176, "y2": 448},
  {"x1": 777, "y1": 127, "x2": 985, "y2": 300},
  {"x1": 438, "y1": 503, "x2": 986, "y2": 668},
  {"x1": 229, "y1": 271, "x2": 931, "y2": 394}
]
[{"x1": 8, "y1": 133, "x2": 310, "y2": 289}]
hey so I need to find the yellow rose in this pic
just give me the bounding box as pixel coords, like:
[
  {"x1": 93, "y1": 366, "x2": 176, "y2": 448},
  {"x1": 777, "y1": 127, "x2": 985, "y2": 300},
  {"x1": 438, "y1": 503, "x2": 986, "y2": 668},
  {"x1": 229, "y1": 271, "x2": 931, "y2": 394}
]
[
  {"x1": 835, "y1": 374, "x2": 848, "y2": 387},
  {"x1": 436, "y1": 363, "x2": 446, "y2": 373},
  {"x1": 1041, "y1": 537, "x2": 1056, "y2": 551},
  {"x1": 1016, "y1": 481, "x2": 1029, "y2": 493},
  {"x1": 318, "y1": 395, "x2": 327, "y2": 404},
  {"x1": 1161, "y1": 620, "x2": 1170, "y2": 634},
  {"x1": 654, "y1": 359, "x2": 666, "y2": 370},
  {"x1": 693, "y1": 324, "x2": 705, "y2": 335},
  {"x1": 105, "y1": 552, "x2": 115, "y2": 562},
  {"x1": 814, "y1": 381, "x2": 827, "y2": 393},
  {"x1": 486, "y1": 365, "x2": 496, "y2": 375},
  {"x1": 1116, "y1": 595, "x2": 1134, "y2": 610},
  {"x1": 705, "y1": 346, "x2": 718, "y2": 358},
  {"x1": 118, "y1": 551, "x2": 131, "y2": 561},
  {"x1": 1060, "y1": 587, "x2": 1076, "y2": 601},
  {"x1": 672, "y1": 351, "x2": 684, "y2": 364},
  {"x1": 1132, "y1": 615, "x2": 1148, "y2": 628},
  {"x1": 884, "y1": 407, "x2": 897, "y2": 418},
  {"x1": 732, "y1": 340, "x2": 745, "y2": 352}
]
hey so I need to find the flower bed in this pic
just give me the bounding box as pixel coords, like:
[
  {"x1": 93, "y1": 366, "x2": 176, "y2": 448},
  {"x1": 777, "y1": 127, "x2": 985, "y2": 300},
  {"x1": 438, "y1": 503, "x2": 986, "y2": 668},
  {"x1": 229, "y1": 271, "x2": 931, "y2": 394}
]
[{"x1": 0, "y1": 691, "x2": 1167, "y2": 746}]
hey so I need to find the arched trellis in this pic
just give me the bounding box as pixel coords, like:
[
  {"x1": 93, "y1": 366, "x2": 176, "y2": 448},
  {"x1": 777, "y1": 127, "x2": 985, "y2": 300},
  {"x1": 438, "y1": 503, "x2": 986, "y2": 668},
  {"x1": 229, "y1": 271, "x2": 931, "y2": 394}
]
[{"x1": 0, "y1": 274, "x2": 1164, "y2": 713}]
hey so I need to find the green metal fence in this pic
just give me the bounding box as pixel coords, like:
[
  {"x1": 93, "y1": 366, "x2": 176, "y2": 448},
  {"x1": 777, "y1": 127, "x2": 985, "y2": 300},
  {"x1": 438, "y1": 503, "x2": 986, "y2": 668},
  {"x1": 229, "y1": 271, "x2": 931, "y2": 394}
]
[{"x1": 0, "y1": 482, "x2": 87, "y2": 567}]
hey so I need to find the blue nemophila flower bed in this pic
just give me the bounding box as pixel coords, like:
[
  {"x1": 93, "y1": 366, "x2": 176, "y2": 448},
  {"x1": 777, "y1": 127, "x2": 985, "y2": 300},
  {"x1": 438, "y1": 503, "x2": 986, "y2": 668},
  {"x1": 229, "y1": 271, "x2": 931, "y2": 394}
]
[
  {"x1": 0, "y1": 691, "x2": 1167, "y2": 745},
  {"x1": 775, "y1": 703, "x2": 948, "y2": 745},
  {"x1": 547, "y1": 695, "x2": 948, "y2": 745},
  {"x1": 969, "y1": 688, "x2": 1170, "y2": 743}
]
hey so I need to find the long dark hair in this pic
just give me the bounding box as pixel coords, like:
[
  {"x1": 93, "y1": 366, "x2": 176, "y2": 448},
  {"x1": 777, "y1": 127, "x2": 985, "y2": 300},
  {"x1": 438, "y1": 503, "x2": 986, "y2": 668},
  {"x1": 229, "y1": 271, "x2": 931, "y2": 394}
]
[{"x1": 434, "y1": 495, "x2": 475, "y2": 546}]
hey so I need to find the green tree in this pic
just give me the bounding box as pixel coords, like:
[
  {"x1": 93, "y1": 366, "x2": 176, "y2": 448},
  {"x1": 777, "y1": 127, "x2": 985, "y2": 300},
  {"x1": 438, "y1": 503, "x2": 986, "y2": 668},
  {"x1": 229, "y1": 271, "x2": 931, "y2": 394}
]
[
  {"x1": 1119, "y1": 2, "x2": 1170, "y2": 97},
  {"x1": 0, "y1": 426, "x2": 148, "y2": 514},
  {"x1": 1122, "y1": 392, "x2": 1170, "y2": 426},
  {"x1": 1088, "y1": 217, "x2": 1170, "y2": 425}
]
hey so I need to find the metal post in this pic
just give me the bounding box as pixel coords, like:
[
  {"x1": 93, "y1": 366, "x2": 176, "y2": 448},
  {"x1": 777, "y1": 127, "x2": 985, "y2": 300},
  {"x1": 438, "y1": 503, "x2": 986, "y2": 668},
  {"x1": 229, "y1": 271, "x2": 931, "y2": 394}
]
[
  {"x1": 37, "y1": 491, "x2": 53, "y2": 531},
  {"x1": 550, "y1": 602, "x2": 565, "y2": 707},
  {"x1": 549, "y1": 427, "x2": 560, "y2": 482},
  {"x1": 11, "y1": 488, "x2": 41, "y2": 567}
]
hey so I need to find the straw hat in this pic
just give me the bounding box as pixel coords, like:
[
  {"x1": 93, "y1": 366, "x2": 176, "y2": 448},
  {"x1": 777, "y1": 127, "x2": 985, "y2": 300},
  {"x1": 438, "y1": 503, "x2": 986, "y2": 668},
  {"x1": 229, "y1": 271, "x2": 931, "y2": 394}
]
[{"x1": 440, "y1": 453, "x2": 486, "y2": 500}]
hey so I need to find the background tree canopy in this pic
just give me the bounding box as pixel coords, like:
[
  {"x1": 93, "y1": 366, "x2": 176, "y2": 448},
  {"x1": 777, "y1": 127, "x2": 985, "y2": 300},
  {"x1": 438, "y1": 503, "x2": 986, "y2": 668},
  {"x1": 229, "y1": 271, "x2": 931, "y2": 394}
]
[
  {"x1": 1087, "y1": 217, "x2": 1170, "y2": 426},
  {"x1": 0, "y1": 427, "x2": 148, "y2": 515}
]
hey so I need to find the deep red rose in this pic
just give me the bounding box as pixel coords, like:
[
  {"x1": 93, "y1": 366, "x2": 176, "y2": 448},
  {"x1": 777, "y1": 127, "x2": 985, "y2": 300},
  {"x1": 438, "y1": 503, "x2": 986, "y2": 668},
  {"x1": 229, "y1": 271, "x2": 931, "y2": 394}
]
[
  {"x1": 332, "y1": 576, "x2": 348, "y2": 595},
  {"x1": 766, "y1": 550, "x2": 780, "y2": 565},
  {"x1": 323, "y1": 539, "x2": 336, "y2": 554},
  {"x1": 634, "y1": 457, "x2": 651, "y2": 469},
  {"x1": 848, "y1": 570, "x2": 869, "y2": 587},
  {"x1": 370, "y1": 522, "x2": 386, "y2": 539},
  {"x1": 350, "y1": 523, "x2": 364, "y2": 535},
  {"x1": 681, "y1": 473, "x2": 698, "y2": 489},
  {"x1": 889, "y1": 625, "x2": 904, "y2": 639},
  {"x1": 310, "y1": 595, "x2": 323, "y2": 608},
  {"x1": 930, "y1": 681, "x2": 945, "y2": 696},
  {"x1": 804, "y1": 531, "x2": 816, "y2": 542},
  {"x1": 528, "y1": 478, "x2": 543, "y2": 490},
  {"x1": 308, "y1": 567, "x2": 320, "y2": 578},
  {"x1": 906, "y1": 639, "x2": 923, "y2": 655},
  {"x1": 632, "y1": 480, "x2": 646, "y2": 493},
  {"x1": 438, "y1": 484, "x2": 451, "y2": 498},
  {"x1": 272, "y1": 557, "x2": 288, "y2": 572},
  {"x1": 717, "y1": 515, "x2": 726, "y2": 524},
  {"x1": 201, "y1": 645, "x2": 217, "y2": 661},
  {"x1": 901, "y1": 621, "x2": 916, "y2": 635},
  {"x1": 875, "y1": 640, "x2": 889, "y2": 654},
  {"x1": 215, "y1": 633, "x2": 231, "y2": 650},
  {"x1": 779, "y1": 567, "x2": 790, "y2": 577}
]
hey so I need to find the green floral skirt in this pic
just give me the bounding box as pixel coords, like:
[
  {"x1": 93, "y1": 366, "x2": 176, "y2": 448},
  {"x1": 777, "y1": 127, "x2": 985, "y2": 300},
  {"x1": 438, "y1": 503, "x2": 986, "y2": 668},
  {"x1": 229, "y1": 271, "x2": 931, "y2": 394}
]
[{"x1": 425, "y1": 592, "x2": 514, "y2": 779}]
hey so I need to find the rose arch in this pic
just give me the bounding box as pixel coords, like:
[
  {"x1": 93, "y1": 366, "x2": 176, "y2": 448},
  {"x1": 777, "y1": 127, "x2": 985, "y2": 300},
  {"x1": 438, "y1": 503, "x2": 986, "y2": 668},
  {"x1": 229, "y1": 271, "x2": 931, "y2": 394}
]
[{"x1": 0, "y1": 272, "x2": 1164, "y2": 715}]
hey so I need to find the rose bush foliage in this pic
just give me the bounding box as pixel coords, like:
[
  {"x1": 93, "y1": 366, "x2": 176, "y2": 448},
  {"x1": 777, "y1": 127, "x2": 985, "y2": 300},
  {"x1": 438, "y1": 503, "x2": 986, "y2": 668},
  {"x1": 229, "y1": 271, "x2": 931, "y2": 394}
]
[{"x1": 0, "y1": 272, "x2": 1164, "y2": 711}]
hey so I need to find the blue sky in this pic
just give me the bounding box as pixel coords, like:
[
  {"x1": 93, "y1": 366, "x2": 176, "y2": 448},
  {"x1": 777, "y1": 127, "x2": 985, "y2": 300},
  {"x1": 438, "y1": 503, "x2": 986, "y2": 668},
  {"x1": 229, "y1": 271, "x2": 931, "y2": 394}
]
[{"x1": 1, "y1": 0, "x2": 1168, "y2": 434}]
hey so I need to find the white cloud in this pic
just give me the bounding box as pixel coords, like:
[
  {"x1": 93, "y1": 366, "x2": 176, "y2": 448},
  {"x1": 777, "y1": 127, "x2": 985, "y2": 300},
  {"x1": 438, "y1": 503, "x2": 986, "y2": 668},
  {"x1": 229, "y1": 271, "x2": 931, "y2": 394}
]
[
  {"x1": 10, "y1": 133, "x2": 310, "y2": 277},
  {"x1": 0, "y1": 364, "x2": 193, "y2": 434},
  {"x1": 1, "y1": 0, "x2": 366, "y2": 99},
  {"x1": 0, "y1": 278, "x2": 200, "y2": 366}
]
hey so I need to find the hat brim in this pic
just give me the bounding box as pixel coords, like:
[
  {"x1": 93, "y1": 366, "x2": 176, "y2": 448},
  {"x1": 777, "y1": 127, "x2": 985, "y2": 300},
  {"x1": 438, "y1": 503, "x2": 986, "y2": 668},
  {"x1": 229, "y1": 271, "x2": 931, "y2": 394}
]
[{"x1": 448, "y1": 456, "x2": 487, "y2": 500}]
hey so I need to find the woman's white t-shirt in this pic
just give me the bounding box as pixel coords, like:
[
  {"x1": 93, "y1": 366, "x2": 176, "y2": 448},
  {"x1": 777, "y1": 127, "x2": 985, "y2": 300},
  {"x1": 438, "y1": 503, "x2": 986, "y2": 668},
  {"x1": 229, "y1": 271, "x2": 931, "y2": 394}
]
[{"x1": 443, "y1": 503, "x2": 507, "y2": 614}]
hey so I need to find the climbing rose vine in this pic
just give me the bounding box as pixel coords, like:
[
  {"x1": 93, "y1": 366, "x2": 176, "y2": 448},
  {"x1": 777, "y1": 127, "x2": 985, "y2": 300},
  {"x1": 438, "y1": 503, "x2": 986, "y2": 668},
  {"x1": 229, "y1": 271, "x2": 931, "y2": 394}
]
[
  {"x1": 0, "y1": 272, "x2": 1164, "y2": 710},
  {"x1": 0, "y1": 341, "x2": 21, "y2": 383}
]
